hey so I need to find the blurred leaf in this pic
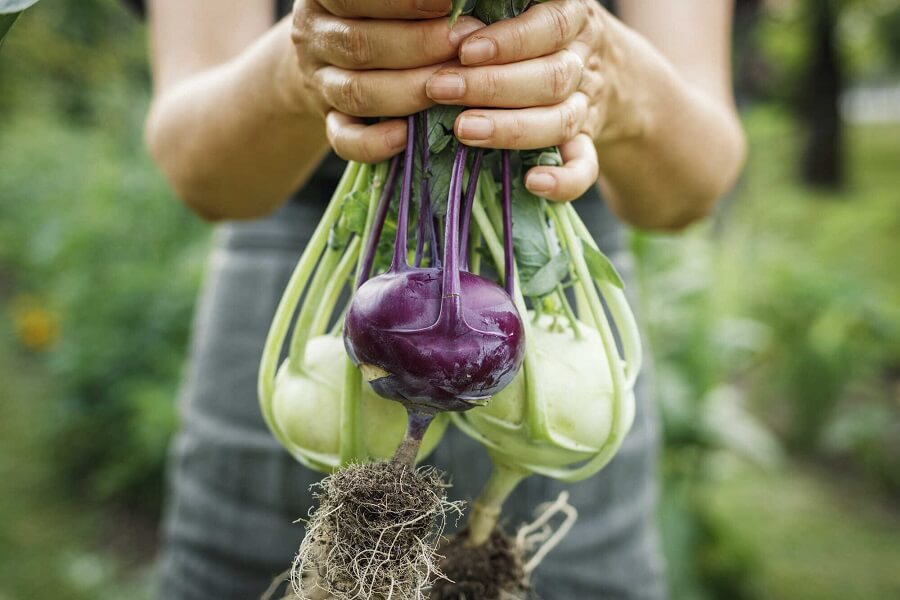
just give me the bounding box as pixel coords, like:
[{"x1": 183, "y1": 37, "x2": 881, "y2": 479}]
[
  {"x1": 449, "y1": 0, "x2": 476, "y2": 25},
  {"x1": 582, "y1": 241, "x2": 624, "y2": 289},
  {"x1": 521, "y1": 250, "x2": 568, "y2": 297}
]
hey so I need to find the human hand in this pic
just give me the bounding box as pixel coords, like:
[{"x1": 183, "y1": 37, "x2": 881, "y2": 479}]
[
  {"x1": 425, "y1": 0, "x2": 644, "y2": 201},
  {"x1": 290, "y1": 0, "x2": 484, "y2": 162}
]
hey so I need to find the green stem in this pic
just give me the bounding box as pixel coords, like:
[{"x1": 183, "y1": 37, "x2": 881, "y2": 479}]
[
  {"x1": 467, "y1": 461, "x2": 529, "y2": 546},
  {"x1": 548, "y1": 204, "x2": 628, "y2": 481},
  {"x1": 287, "y1": 246, "x2": 342, "y2": 372},
  {"x1": 339, "y1": 354, "x2": 364, "y2": 464},
  {"x1": 472, "y1": 190, "x2": 551, "y2": 442},
  {"x1": 565, "y1": 204, "x2": 642, "y2": 387},
  {"x1": 311, "y1": 237, "x2": 360, "y2": 337},
  {"x1": 258, "y1": 161, "x2": 361, "y2": 449},
  {"x1": 556, "y1": 284, "x2": 581, "y2": 339},
  {"x1": 288, "y1": 164, "x2": 372, "y2": 371}
]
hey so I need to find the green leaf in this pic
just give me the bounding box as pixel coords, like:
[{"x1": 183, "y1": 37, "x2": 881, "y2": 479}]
[
  {"x1": 427, "y1": 105, "x2": 462, "y2": 154},
  {"x1": 510, "y1": 175, "x2": 555, "y2": 284},
  {"x1": 521, "y1": 250, "x2": 569, "y2": 297},
  {"x1": 582, "y1": 240, "x2": 625, "y2": 289},
  {"x1": 426, "y1": 143, "x2": 456, "y2": 217},
  {"x1": 0, "y1": 12, "x2": 18, "y2": 47},
  {"x1": 521, "y1": 147, "x2": 563, "y2": 168},
  {"x1": 449, "y1": 0, "x2": 476, "y2": 25},
  {"x1": 474, "y1": 0, "x2": 530, "y2": 24},
  {"x1": 329, "y1": 189, "x2": 369, "y2": 249}
]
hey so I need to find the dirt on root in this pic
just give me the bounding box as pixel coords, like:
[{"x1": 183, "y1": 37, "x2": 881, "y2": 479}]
[{"x1": 432, "y1": 526, "x2": 529, "y2": 600}]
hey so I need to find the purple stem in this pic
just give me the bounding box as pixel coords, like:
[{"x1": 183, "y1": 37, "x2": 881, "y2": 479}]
[
  {"x1": 390, "y1": 115, "x2": 417, "y2": 272},
  {"x1": 355, "y1": 155, "x2": 401, "y2": 289},
  {"x1": 439, "y1": 144, "x2": 469, "y2": 326},
  {"x1": 431, "y1": 216, "x2": 442, "y2": 268},
  {"x1": 414, "y1": 112, "x2": 432, "y2": 267},
  {"x1": 501, "y1": 150, "x2": 515, "y2": 296},
  {"x1": 459, "y1": 148, "x2": 485, "y2": 270}
]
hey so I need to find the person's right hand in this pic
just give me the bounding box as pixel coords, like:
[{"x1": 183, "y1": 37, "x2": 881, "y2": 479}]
[{"x1": 291, "y1": 0, "x2": 484, "y2": 163}]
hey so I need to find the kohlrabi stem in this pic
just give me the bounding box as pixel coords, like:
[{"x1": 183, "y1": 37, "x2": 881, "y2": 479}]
[
  {"x1": 287, "y1": 245, "x2": 343, "y2": 372},
  {"x1": 340, "y1": 354, "x2": 365, "y2": 464},
  {"x1": 550, "y1": 204, "x2": 628, "y2": 481},
  {"x1": 557, "y1": 285, "x2": 582, "y2": 338},
  {"x1": 357, "y1": 156, "x2": 400, "y2": 288},
  {"x1": 501, "y1": 150, "x2": 515, "y2": 296},
  {"x1": 565, "y1": 204, "x2": 643, "y2": 387},
  {"x1": 415, "y1": 112, "x2": 433, "y2": 268},
  {"x1": 392, "y1": 409, "x2": 436, "y2": 470},
  {"x1": 439, "y1": 143, "x2": 468, "y2": 327},
  {"x1": 258, "y1": 161, "x2": 361, "y2": 449},
  {"x1": 469, "y1": 226, "x2": 482, "y2": 275},
  {"x1": 472, "y1": 186, "x2": 552, "y2": 442},
  {"x1": 390, "y1": 115, "x2": 417, "y2": 271},
  {"x1": 459, "y1": 148, "x2": 484, "y2": 269},
  {"x1": 467, "y1": 460, "x2": 529, "y2": 547},
  {"x1": 311, "y1": 237, "x2": 360, "y2": 337},
  {"x1": 288, "y1": 163, "x2": 372, "y2": 371}
]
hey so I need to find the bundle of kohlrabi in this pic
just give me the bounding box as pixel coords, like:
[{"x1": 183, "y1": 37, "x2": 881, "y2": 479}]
[{"x1": 258, "y1": 2, "x2": 641, "y2": 599}]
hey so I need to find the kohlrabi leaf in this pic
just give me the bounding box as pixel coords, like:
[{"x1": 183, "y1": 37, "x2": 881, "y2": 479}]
[
  {"x1": 427, "y1": 143, "x2": 456, "y2": 217},
  {"x1": 582, "y1": 240, "x2": 625, "y2": 289},
  {"x1": 521, "y1": 146, "x2": 563, "y2": 168},
  {"x1": 474, "y1": 0, "x2": 531, "y2": 24},
  {"x1": 511, "y1": 175, "x2": 556, "y2": 289},
  {"x1": 449, "y1": 0, "x2": 476, "y2": 25},
  {"x1": 521, "y1": 250, "x2": 569, "y2": 297},
  {"x1": 329, "y1": 189, "x2": 369, "y2": 249},
  {"x1": 1, "y1": 1, "x2": 41, "y2": 49},
  {"x1": 427, "y1": 105, "x2": 462, "y2": 154}
]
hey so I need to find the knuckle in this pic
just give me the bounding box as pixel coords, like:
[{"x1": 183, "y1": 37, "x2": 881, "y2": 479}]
[
  {"x1": 558, "y1": 103, "x2": 580, "y2": 141},
  {"x1": 335, "y1": 75, "x2": 367, "y2": 115},
  {"x1": 342, "y1": 26, "x2": 373, "y2": 67},
  {"x1": 508, "y1": 117, "x2": 528, "y2": 146},
  {"x1": 481, "y1": 70, "x2": 503, "y2": 102},
  {"x1": 543, "y1": 3, "x2": 573, "y2": 43},
  {"x1": 546, "y1": 58, "x2": 572, "y2": 102}
]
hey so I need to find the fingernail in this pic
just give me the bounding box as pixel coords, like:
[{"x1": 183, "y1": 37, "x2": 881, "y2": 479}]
[
  {"x1": 416, "y1": 0, "x2": 449, "y2": 12},
  {"x1": 526, "y1": 172, "x2": 556, "y2": 193},
  {"x1": 448, "y1": 18, "x2": 485, "y2": 47},
  {"x1": 427, "y1": 74, "x2": 465, "y2": 101},
  {"x1": 457, "y1": 115, "x2": 493, "y2": 140},
  {"x1": 460, "y1": 37, "x2": 496, "y2": 65}
]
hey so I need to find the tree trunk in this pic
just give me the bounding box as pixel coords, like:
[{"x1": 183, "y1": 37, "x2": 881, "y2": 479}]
[{"x1": 799, "y1": 0, "x2": 845, "y2": 189}]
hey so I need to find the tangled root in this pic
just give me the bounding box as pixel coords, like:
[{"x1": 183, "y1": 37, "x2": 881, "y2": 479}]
[
  {"x1": 431, "y1": 492, "x2": 577, "y2": 600},
  {"x1": 432, "y1": 527, "x2": 528, "y2": 600},
  {"x1": 289, "y1": 461, "x2": 462, "y2": 600}
]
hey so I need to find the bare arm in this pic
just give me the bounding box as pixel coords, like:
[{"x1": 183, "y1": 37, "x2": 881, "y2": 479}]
[
  {"x1": 145, "y1": 0, "x2": 328, "y2": 221},
  {"x1": 598, "y1": 0, "x2": 746, "y2": 229}
]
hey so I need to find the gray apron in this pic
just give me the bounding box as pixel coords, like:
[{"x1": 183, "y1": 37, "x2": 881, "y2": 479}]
[{"x1": 158, "y1": 150, "x2": 665, "y2": 599}]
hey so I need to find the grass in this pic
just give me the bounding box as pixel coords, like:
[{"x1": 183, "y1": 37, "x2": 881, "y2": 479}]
[{"x1": 709, "y1": 462, "x2": 900, "y2": 600}]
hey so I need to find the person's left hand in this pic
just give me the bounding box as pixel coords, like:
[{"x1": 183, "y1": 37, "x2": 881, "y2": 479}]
[{"x1": 425, "y1": 0, "x2": 638, "y2": 202}]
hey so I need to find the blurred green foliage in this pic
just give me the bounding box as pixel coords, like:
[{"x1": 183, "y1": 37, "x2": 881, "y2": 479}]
[{"x1": 0, "y1": 0, "x2": 208, "y2": 514}]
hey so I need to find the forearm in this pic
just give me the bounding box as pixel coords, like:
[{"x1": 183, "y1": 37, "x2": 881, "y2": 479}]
[
  {"x1": 596, "y1": 18, "x2": 746, "y2": 231},
  {"x1": 146, "y1": 17, "x2": 329, "y2": 221}
]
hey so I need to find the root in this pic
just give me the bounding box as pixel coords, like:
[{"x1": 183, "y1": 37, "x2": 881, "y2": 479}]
[
  {"x1": 432, "y1": 492, "x2": 577, "y2": 600},
  {"x1": 288, "y1": 461, "x2": 463, "y2": 600}
]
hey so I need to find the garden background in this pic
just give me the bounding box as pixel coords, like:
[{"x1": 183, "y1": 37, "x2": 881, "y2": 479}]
[{"x1": 1, "y1": 0, "x2": 898, "y2": 598}]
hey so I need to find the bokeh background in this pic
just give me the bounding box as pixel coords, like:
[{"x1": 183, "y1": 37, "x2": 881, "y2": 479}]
[{"x1": 1, "y1": 0, "x2": 898, "y2": 598}]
